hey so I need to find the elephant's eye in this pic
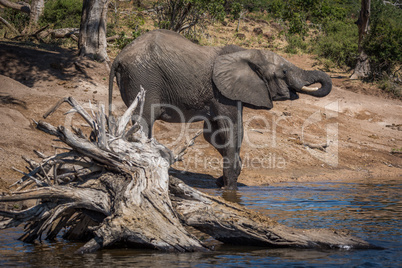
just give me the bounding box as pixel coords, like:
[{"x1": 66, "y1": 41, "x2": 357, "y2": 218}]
[{"x1": 283, "y1": 69, "x2": 287, "y2": 75}]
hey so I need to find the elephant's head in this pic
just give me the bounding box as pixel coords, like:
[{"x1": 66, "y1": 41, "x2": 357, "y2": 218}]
[{"x1": 212, "y1": 50, "x2": 332, "y2": 108}]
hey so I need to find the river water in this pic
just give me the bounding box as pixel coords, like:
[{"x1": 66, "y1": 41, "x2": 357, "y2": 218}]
[{"x1": 0, "y1": 178, "x2": 401, "y2": 267}]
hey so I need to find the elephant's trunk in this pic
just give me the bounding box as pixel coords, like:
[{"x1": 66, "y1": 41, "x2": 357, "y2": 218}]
[{"x1": 299, "y1": 70, "x2": 332, "y2": 98}]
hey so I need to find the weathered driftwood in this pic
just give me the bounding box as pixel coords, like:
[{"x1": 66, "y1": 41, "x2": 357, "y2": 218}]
[
  {"x1": 0, "y1": 89, "x2": 374, "y2": 253},
  {"x1": 170, "y1": 177, "x2": 370, "y2": 249}
]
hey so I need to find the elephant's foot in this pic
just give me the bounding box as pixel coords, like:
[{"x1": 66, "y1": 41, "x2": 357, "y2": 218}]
[
  {"x1": 216, "y1": 176, "x2": 224, "y2": 188},
  {"x1": 216, "y1": 176, "x2": 238, "y2": 190}
]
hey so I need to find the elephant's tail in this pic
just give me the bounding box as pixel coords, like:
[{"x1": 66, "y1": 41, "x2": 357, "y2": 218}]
[{"x1": 108, "y1": 61, "x2": 117, "y2": 118}]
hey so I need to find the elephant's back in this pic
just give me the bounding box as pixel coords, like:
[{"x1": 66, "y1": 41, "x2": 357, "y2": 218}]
[{"x1": 115, "y1": 30, "x2": 218, "y2": 110}]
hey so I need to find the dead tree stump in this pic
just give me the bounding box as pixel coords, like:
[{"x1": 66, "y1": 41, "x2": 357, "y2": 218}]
[{"x1": 0, "y1": 89, "x2": 374, "y2": 253}]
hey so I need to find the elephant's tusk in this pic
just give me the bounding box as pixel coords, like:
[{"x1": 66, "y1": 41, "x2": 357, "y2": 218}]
[{"x1": 301, "y1": 86, "x2": 319, "y2": 92}]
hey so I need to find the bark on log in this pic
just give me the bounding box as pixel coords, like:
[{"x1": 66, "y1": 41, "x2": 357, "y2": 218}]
[
  {"x1": 170, "y1": 177, "x2": 370, "y2": 249},
  {"x1": 0, "y1": 89, "x2": 375, "y2": 253},
  {"x1": 79, "y1": 0, "x2": 110, "y2": 63},
  {"x1": 106, "y1": 34, "x2": 120, "y2": 42},
  {"x1": 28, "y1": 0, "x2": 44, "y2": 24},
  {"x1": 39, "y1": 28, "x2": 79, "y2": 40},
  {"x1": 0, "y1": 0, "x2": 31, "y2": 14}
]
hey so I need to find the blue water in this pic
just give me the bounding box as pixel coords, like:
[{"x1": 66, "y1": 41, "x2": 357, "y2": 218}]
[{"x1": 0, "y1": 178, "x2": 401, "y2": 267}]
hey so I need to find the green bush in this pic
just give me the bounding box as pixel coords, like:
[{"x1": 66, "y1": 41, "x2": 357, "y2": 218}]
[
  {"x1": 287, "y1": 12, "x2": 307, "y2": 36},
  {"x1": 363, "y1": 0, "x2": 402, "y2": 81},
  {"x1": 266, "y1": 0, "x2": 286, "y2": 18},
  {"x1": 40, "y1": 0, "x2": 83, "y2": 29},
  {"x1": 229, "y1": 2, "x2": 243, "y2": 20},
  {"x1": 378, "y1": 78, "x2": 401, "y2": 98},
  {"x1": 1, "y1": 8, "x2": 29, "y2": 32},
  {"x1": 116, "y1": 29, "x2": 147, "y2": 49},
  {"x1": 115, "y1": 31, "x2": 133, "y2": 49},
  {"x1": 153, "y1": 0, "x2": 226, "y2": 40},
  {"x1": 285, "y1": 34, "x2": 308, "y2": 54},
  {"x1": 226, "y1": 0, "x2": 271, "y2": 13},
  {"x1": 313, "y1": 19, "x2": 358, "y2": 68}
]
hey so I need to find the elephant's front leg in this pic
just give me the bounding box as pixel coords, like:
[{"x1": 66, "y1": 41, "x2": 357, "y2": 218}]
[
  {"x1": 220, "y1": 140, "x2": 242, "y2": 190},
  {"x1": 204, "y1": 102, "x2": 243, "y2": 190}
]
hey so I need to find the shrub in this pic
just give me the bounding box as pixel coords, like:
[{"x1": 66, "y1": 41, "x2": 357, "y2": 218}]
[
  {"x1": 154, "y1": 0, "x2": 225, "y2": 32},
  {"x1": 285, "y1": 34, "x2": 308, "y2": 54},
  {"x1": 313, "y1": 19, "x2": 358, "y2": 68},
  {"x1": 40, "y1": 0, "x2": 83, "y2": 29},
  {"x1": 229, "y1": 2, "x2": 243, "y2": 20},
  {"x1": 226, "y1": 0, "x2": 271, "y2": 13},
  {"x1": 115, "y1": 29, "x2": 147, "y2": 49},
  {"x1": 287, "y1": 12, "x2": 307, "y2": 36},
  {"x1": 378, "y1": 78, "x2": 401, "y2": 98},
  {"x1": 1, "y1": 8, "x2": 29, "y2": 32},
  {"x1": 363, "y1": 0, "x2": 402, "y2": 81}
]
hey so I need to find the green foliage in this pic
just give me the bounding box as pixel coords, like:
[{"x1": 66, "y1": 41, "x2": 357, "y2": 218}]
[
  {"x1": 40, "y1": 0, "x2": 83, "y2": 29},
  {"x1": 363, "y1": 0, "x2": 402, "y2": 81},
  {"x1": 229, "y1": 2, "x2": 243, "y2": 20},
  {"x1": 285, "y1": 34, "x2": 308, "y2": 54},
  {"x1": 127, "y1": 14, "x2": 146, "y2": 31},
  {"x1": 115, "y1": 31, "x2": 133, "y2": 49},
  {"x1": 222, "y1": 0, "x2": 267, "y2": 14},
  {"x1": 205, "y1": 0, "x2": 226, "y2": 21},
  {"x1": 287, "y1": 12, "x2": 307, "y2": 36},
  {"x1": 314, "y1": 19, "x2": 358, "y2": 68},
  {"x1": 261, "y1": 0, "x2": 360, "y2": 67},
  {"x1": 378, "y1": 78, "x2": 401, "y2": 98},
  {"x1": 154, "y1": 0, "x2": 224, "y2": 29},
  {"x1": 153, "y1": 0, "x2": 226, "y2": 40},
  {"x1": 1, "y1": 8, "x2": 29, "y2": 32},
  {"x1": 264, "y1": 0, "x2": 358, "y2": 36},
  {"x1": 266, "y1": 0, "x2": 286, "y2": 18},
  {"x1": 115, "y1": 29, "x2": 147, "y2": 49}
]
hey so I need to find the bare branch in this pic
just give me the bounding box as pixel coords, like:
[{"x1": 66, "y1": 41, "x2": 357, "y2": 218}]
[
  {"x1": 11, "y1": 167, "x2": 47, "y2": 187},
  {"x1": 0, "y1": 186, "x2": 111, "y2": 215},
  {"x1": 173, "y1": 130, "x2": 202, "y2": 163},
  {"x1": 116, "y1": 86, "x2": 146, "y2": 137},
  {"x1": 0, "y1": 15, "x2": 20, "y2": 35},
  {"x1": 43, "y1": 97, "x2": 95, "y2": 128},
  {"x1": 35, "y1": 121, "x2": 128, "y2": 172},
  {"x1": 383, "y1": 1, "x2": 401, "y2": 6}
]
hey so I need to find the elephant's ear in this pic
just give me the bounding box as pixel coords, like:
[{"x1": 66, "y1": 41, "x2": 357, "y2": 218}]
[{"x1": 213, "y1": 50, "x2": 272, "y2": 109}]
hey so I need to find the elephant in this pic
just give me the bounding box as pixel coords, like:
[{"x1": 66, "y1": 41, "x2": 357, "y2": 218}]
[{"x1": 108, "y1": 29, "x2": 332, "y2": 190}]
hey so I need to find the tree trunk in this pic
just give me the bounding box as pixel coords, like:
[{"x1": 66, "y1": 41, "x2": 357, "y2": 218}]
[
  {"x1": 0, "y1": 90, "x2": 375, "y2": 253},
  {"x1": 22, "y1": 0, "x2": 45, "y2": 33},
  {"x1": 79, "y1": 0, "x2": 110, "y2": 64},
  {"x1": 351, "y1": 0, "x2": 371, "y2": 80},
  {"x1": 29, "y1": 0, "x2": 44, "y2": 23}
]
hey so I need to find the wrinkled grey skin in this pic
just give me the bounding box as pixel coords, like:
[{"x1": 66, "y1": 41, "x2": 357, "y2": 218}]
[{"x1": 109, "y1": 29, "x2": 332, "y2": 190}]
